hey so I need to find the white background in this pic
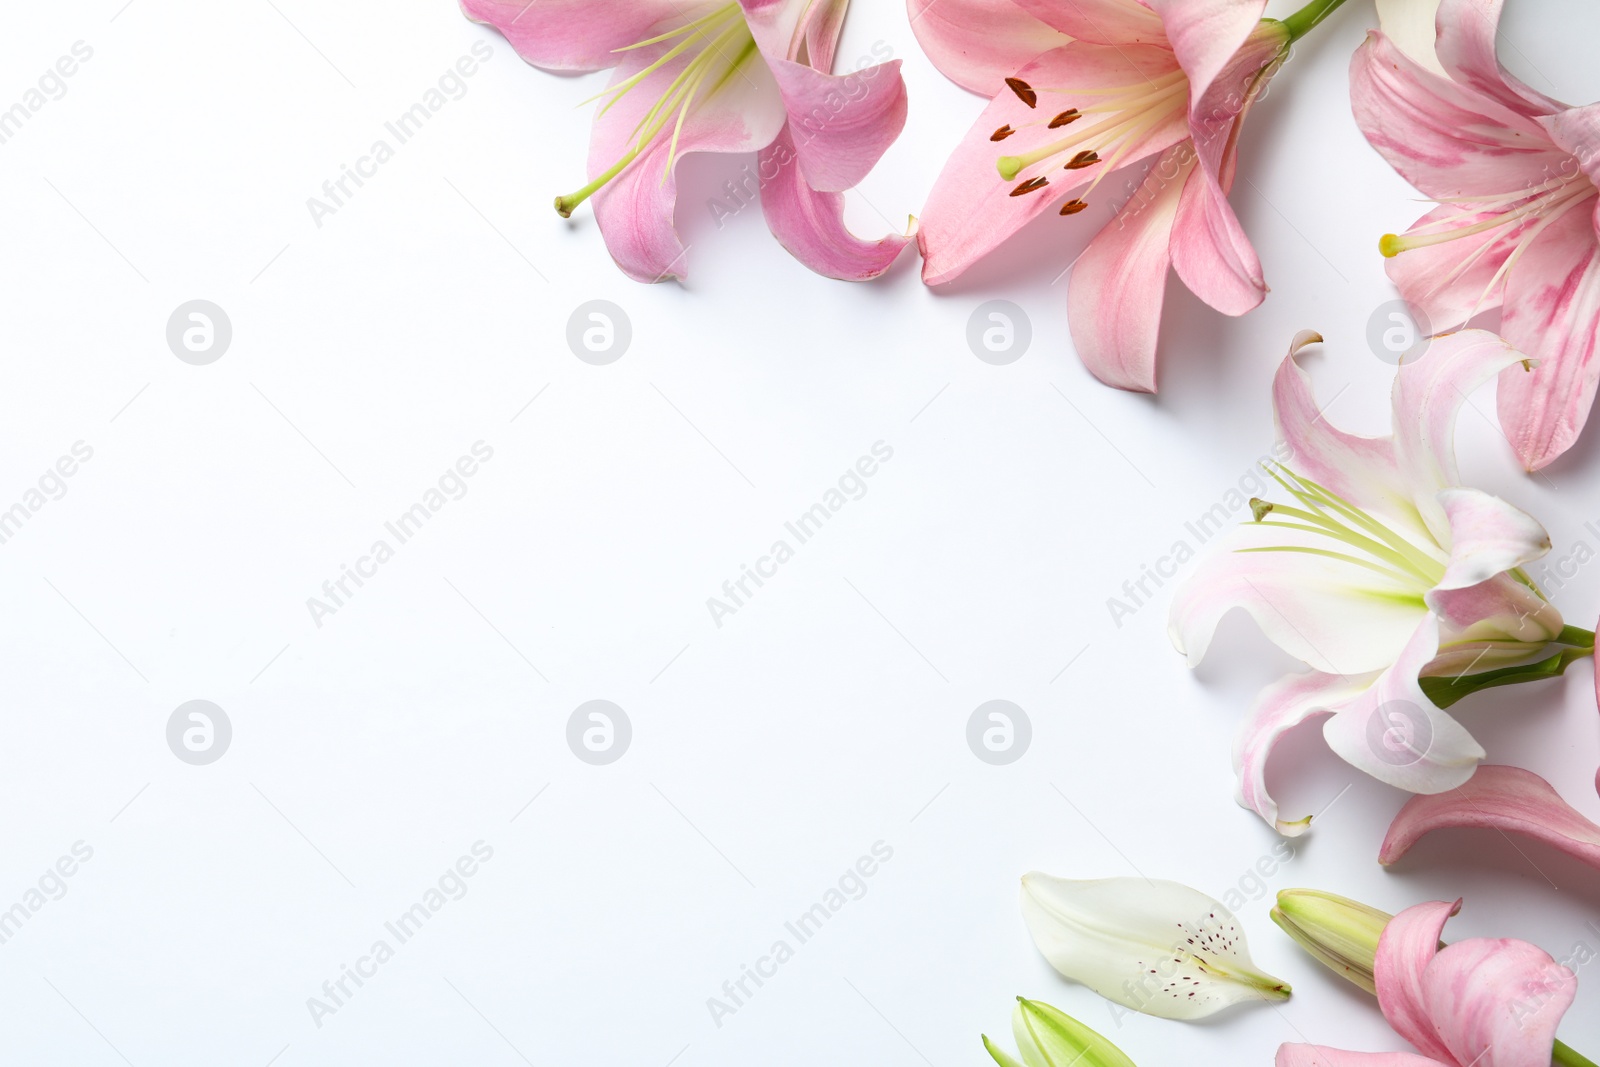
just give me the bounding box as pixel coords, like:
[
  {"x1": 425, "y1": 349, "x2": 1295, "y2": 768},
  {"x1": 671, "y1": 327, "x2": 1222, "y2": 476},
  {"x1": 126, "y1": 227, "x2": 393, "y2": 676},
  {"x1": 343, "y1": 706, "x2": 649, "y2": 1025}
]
[{"x1": 0, "y1": 0, "x2": 1596, "y2": 1064}]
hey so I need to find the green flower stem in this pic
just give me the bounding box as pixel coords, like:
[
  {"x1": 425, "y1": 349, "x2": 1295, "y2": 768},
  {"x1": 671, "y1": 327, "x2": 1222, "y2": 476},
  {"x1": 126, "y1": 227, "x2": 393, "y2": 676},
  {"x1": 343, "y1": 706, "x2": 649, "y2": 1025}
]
[
  {"x1": 1555, "y1": 1041, "x2": 1600, "y2": 1067},
  {"x1": 1280, "y1": 0, "x2": 1351, "y2": 42},
  {"x1": 1420, "y1": 644, "x2": 1595, "y2": 710},
  {"x1": 1556, "y1": 625, "x2": 1597, "y2": 649}
]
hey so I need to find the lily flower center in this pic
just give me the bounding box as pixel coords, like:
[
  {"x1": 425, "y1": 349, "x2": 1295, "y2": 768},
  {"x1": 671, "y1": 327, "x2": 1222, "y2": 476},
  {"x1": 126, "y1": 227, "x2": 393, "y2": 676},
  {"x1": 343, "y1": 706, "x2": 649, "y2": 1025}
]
[
  {"x1": 993, "y1": 70, "x2": 1190, "y2": 214},
  {"x1": 1379, "y1": 167, "x2": 1599, "y2": 313},
  {"x1": 1239, "y1": 463, "x2": 1446, "y2": 594},
  {"x1": 555, "y1": 3, "x2": 758, "y2": 218}
]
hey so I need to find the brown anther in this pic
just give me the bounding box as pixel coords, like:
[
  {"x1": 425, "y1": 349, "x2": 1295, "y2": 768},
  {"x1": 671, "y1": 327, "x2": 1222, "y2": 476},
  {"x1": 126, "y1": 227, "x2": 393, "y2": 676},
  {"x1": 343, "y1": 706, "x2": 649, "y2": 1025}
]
[
  {"x1": 1047, "y1": 108, "x2": 1081, "y2": 128},
  {"x1": 1005, "y1": 77, "x2": 1037, "y2": 108},
  {"x1": 1010, "y1": 176, "x2": 1050, "y2": 197},
  {"x1": 1058, "y1": 198, "x2": 1089, "y2": 215},
  {"x1": 990, "y1": 124, "x2": 1015, "y2": 142},
  {"x1": 1063, "y1": 150, "x2": 1099, "y2": 170}
]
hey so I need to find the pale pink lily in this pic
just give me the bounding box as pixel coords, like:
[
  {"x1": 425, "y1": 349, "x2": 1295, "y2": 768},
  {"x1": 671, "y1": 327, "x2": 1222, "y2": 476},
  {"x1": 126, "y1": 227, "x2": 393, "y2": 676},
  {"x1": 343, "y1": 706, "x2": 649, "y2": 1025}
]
[
  {"x1": 461, "y1": 0, "x2": 910, "y2": 282},
  {"x1": 1277, "y1": 900, "x2": 1583, "y2": 1067},
  {"x1": 909, "y1": 0, "x2": 1320, "y2": 391},
  {"x1": 1353, "y1": 0, "x2": 1600, "y2": 470},
  {"x1": 1382, "y1": 764, "x2": 1600, "y2": 872},
  {"x1": 1169, "y1": 330, "x2": 1577, "y2": 835}
]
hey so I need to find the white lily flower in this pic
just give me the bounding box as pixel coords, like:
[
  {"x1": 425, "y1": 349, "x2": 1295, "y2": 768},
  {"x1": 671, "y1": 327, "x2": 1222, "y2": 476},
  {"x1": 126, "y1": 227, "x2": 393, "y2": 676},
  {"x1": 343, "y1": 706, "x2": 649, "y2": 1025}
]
[
  {"x1": 1020, "y1": 874, "x2": 1291, "y2": 1020},
  {"x1": 1169, "y1": 331, "x2": 1578, "y2": 835}
]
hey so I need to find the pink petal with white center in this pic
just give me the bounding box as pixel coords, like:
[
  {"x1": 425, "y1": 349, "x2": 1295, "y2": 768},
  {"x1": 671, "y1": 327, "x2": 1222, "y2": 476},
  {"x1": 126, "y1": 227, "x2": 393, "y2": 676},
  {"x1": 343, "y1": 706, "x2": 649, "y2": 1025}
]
[
  {"x1": 460, "y1": 0, "x2": 695, "y2": 72},
  {"x1": 1277, "y1": 1047, "x2": 1449, "y2": 1067},
  {"x1": 1234, "y1": 669, "x2": 1375, "y2": 835},
  {"x1": 1430, "y1": 486, "x2": 1550, "y2": 591},
  {"x1": 906, "y1": 0, "x2": 1071, "y2": 95},
  {"x1": 1390, "y1": 329, "x2": 1530, "y2": 541},
  {"x1": 1145, "y1": 0, "x2": 1268, "y2": 111},
  {"x1": 1381, "y1": 764, "x2": 1600, "y2": 871},
  {"x1": 1374, "y1": 900, "x2": 1463, "y2": 1064},
  {"x1": 1384, "y1": 203, "x2": 1518, "y2": 331},
  {"x1": 1350, "y1": 31, "x2": 1564, "y2": 201},
  {"x1": 1066, "y1": 144, "x2": 1189, "y2": 392},
  {"x1": 917, "y1": 42, "x2": 1188, "y2": 285},
  {"x1": 1422, "y1": 937, "x2": 1577, "y2": 1067},
  {"x1": 1374, "y1": 0, "x2": 1445, "y2": 74},
  {"x1": 1167, "y1": 518, "x2": 1429, "y2": 676},
  {"x1": 1322, "y1": 615, "x2": 1487, "y2": 796},
  {"x1": 586, "y1": 41, "x2": 787, "y2": 282},
  {"x1": 1496, "y1": 202, "x2": 1600, "y2": 470},
  {"x1": 1433, "y1": 0, "x2": 1564, "y2": 119},
  {"x1": 767, "y1": 57, "x2": 908, "y2": 192},
  {"x1": 1542, "y1": 103, "x2": 1600, "y2": 201},
  {"x1": 758, "y1": 125, "x2": 912, "y2": 279},
  {"x1": 1012, "y1": 0, "x2": 1166, "y2": 45}
]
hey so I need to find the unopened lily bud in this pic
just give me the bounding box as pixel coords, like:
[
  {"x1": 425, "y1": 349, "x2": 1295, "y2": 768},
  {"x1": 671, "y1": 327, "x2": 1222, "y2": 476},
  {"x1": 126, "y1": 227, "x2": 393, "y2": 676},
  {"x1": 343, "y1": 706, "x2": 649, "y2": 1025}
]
[
  {"x1": 983, "y1": 998, "x2": 1137, "y2": 1067},
  {"x1": 1270, "y1": 889, "x2": 1393, "y2": 994}
]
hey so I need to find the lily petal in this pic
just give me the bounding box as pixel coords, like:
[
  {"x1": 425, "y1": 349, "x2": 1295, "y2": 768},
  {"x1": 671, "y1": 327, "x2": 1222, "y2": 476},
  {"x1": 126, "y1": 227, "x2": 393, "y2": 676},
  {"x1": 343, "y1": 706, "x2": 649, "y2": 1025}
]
[
  {"x1": 1235, "y1": 669, "x2": 1376, "y2": 835},
  {"x1": 758, "y1": 125, "x2": 912, "y2": 279},
  {"x1": 907, "y1": 0, "x2": 1071, "y2": 95},
  {"x1": 460, "y1": 0, "x2": 691, "y2": 71},
  {"x1": 918, "y1": 42, "x2": 1187, "y2": 285},
  {"x1": 1495, "y1": 204, "x2": 1600, "y2": 471},
  {"x1": 1374, "y1": 0, "x2": 1445, "y2": 74},
  {"x1": 1374, "y1": 899, "x2": 1462, "y2": 1065},
  {"x1": 1384, "y1": 203, "x2": 1518, "y2": 332},
  {"x1": 1277, "y1": 1046, "x2": 1449, "y2": 1067},
  {"x1": 1322, "y1": 615, "x2": 1488, "y2": 796},
  {"x1": 1433, "y1": 0, "x2": 1564, "y2": 119},
  {"x1": 1542, "y1": 102, "x2": 1600, "y2": 197},
  {"x1": 1020, "y1": 874, "x2": 1291, "y2": 1020},
  {"x1": 1422, "y1": 937, "x2": 1578, "y2": 1067},
  {"x1": 1380, "y1": 764, "x2": 1600, "y2": 872},
  {"x1": 1431, "y1": 487, "x2": 1550, "y2": 591},
  {"x1": 1145, "y1": 0, "x2": 1268, "y2": 112},
  {"x1": 1067, "y1": 144, "x2": 1191, "y2": 392},
  {"x1": 1012, "y1": 0, "x2": 1165, "y2": 45},
  {"x1": 767, "y1": 57, "x2": 908, "y2": 192}
]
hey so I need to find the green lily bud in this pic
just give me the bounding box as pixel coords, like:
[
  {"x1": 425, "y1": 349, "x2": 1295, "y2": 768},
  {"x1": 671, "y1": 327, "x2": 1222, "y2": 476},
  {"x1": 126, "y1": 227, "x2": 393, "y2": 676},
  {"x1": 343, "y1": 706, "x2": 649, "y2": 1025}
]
[
  {"x1": 1270, "y1": 889, "x2": 1393, "y2": 995},
  {"x1": 983, "y1": 998, "x2": 1137, "y2": 1067}
]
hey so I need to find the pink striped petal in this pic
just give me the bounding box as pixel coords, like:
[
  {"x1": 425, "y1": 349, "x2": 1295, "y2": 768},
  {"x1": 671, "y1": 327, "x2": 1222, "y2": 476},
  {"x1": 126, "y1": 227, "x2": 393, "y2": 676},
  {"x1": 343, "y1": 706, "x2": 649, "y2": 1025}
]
[
  {"x1": 1496, "y1": 196, "x2": 1600, "y2": 471},
  {"x1": 918, "y1": 42, "x2": 1187, "y2": 285},
  {"x1": 767, "y1": 57, "x2": 908, "y2": 192},
  {"x1": 460, "y1": 0, "x2": 692, "y2": 72},
  {"x1": 1384, "y1": 203, "x2": 1517, "y2": 331},
  {"x1": 758, "y1": 125, "x2": 912, "y2": 279},
  {"x1": 1323, "y1": 615, "x2": 1487, "y2": 796},
  {"x1": 1422, "y1": 937, "x2": 1577, "y2": 1067},
  {"x1": 1066, "y1": 144, "x2": 1189, "y2": 392},
  {"x1": 1380, "y1": 764, "x2": 1600, "y2": 871},
  {"x1": 1375, "y1": 900, "x2": 1462, "y2": 1064},
  {"x1": 1012, "y1": 0, "x2": 1166, "y2": 44},
  {"x1": 1431, "y1": 487, "x2": 1550, "y2": 591},
  {"x1": 1234, "y1": 669, "x2": 1375, "y2": 835},
  {"x1": 1433, "y1": 0, "x2": 1564, "y2": 119},
  {"x1": 1350, "y1": 30, "x2": 1563, "y2": 201},
  {"x1": 1277, "y1": 1046, "x2": 1449, "y2": 1067},
  {"x1": 906, "y1": 0, "x2": 1071, "y2": 95}
]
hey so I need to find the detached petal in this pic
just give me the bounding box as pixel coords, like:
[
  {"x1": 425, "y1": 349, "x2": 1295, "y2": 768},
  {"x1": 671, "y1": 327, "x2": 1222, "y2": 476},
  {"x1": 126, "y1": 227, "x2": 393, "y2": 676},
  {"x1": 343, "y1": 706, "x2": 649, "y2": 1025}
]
[
  {"x1": 1020, "y1": 875, "x2": 1290, "y2": 1020},
  {"x1": 1381, "y1": 764, "x2": 1600, "y2": 872},
  {"x1": 461, "y1": 0, "x2": 690, "y2": 72},
  {"x1": 1235, "y1": 670, "x2": 1376, "y2": 835},
  {"x1": 758, "y1": 125, "x2": 912, "y2": 279},
  {"x1": 1322, "y1": 615, "x2": 1487, "y2": 796},
  {"x1": 767, "y1": 57, "x2": 908, "y2": 192},
  {"x1": 1431, "y1": 487, "x2": 1550, "y2": 591},
  {"x1": 1495, "y1": 204, "x2": 1600, "y2": 471},
  {"x1": 907, "y1": 0, "x2": 1071, "y2": 95},
  {"x1": 1277, "y1": 1047, "x2": 1449, "y2": 1067},
  {"x1": 1374, "y1": 900, "x2": 1463, "y2": 1065}
]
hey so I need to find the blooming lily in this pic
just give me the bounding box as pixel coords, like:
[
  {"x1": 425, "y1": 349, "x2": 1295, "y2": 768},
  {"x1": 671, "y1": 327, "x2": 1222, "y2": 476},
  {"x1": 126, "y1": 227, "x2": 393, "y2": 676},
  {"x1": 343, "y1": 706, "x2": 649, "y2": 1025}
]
[
  {"x1": 1274, "y1": 896, "x2": 1594, "y2": 1067},
  {"x1": 983, "y1": 997, "x2": 1137, "y2": 1067},
  {"x1": 1382, "y1": 764, "x2": 1600, "y2": 872},
  {"x1": 1169, "y1": 330, "x2": 1587, "y2": 835},
  {"x1": 1020, "y1": 874, "x2": 1290, "y2": 1019},
  {"x1": 462, "y1": 0, "x2": 911, "y2": 282},
  {"x1": 1353, "y1": 0, "x2": 1600, "y2": 470},
  {"x1": 910, "y1": 0, "x2": 1345, "y2": 390}
]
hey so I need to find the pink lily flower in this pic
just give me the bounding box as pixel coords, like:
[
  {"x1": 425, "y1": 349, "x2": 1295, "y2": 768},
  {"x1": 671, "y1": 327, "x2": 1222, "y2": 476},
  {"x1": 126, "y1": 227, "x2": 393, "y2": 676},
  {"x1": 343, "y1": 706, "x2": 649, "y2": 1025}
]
[
  {"x1": 1169, "y1": 330, "x2": 1571, "y2": 834},
  {"x1": 461, "y1": 0, "x2": 911, "y2": 282},
  {"x1": 1381, "y1": 764, "x2": 1600, "y2": 872},
  {"x1": 1277, "y1": 900, "x2": 1580, "y2": 1067},
  {"x1": 909, "y1": 0, "x2": 1294, "y2": 391},
  {"x1": 1352, "y1": 0, "x2": 1600, "y2": 470}
]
